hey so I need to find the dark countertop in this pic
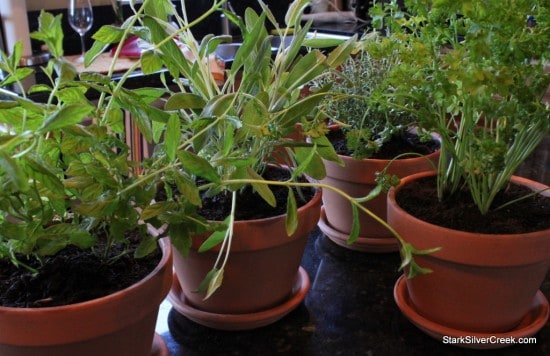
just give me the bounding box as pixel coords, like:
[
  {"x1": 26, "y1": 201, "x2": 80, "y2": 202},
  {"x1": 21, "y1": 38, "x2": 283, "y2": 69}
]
[{"x1": 157, "y1": 136, "x2": 550, "y2": 355}]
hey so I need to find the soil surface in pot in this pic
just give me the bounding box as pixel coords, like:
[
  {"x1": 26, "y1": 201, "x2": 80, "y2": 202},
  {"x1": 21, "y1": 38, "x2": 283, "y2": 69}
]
[
  {"x1": 328, "y1": 128, "x2": 440, "y2": 159},
  {"x1": 0, "y1": 231, "x2": 161, "y2": 308},
  {"x1": 198, "y1": 165, "x2": 315, "y2": 221},
  {"x1": 396, "y1": 176, "x2": 550, "y2": 234}
]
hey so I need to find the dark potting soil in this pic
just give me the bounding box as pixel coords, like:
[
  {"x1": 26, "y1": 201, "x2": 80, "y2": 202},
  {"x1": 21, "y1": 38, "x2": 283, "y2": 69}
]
[
  {"x1": 396, "y1": 176, "x2": 550, "y2": 234},
  {"x1": 0, "y1": 232, "x2": 162, "y2": 308},
  {"x1": 198, "y1": 165, "x2": 316, "y2": 221},
  {"x1": 328, "y1": 128, "x2": 440, "y2": 159}
]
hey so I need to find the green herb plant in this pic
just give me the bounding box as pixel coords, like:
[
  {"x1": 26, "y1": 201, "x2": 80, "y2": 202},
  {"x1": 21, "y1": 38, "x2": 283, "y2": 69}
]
[
  {"x1": 0, "y1": 11, "x2": 161, "y2": 274},
  {"x1": 371, "y1": 0, "x2": 550, "y2": 215},
  {"x1": 311, "y1": 32, "x2": 419, "y2": 159},
  {"x1": 0, "y1": 0, "x2": 436, "y2": 299}
]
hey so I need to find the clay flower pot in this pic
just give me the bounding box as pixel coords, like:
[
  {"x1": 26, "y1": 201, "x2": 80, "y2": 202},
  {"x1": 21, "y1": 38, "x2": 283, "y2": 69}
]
[
  {"x1": 388, "y1": 171, "x2": 550, "y2": 349},
  {"x1": 168, "y1": 189, "x2": 322, "y2": 330},
  {"x1": 319, "y1": 127, "x2": 439, "y2": 252},
  {"x1": 0, "y1": 238, "x2": 173, "y2": 356}
]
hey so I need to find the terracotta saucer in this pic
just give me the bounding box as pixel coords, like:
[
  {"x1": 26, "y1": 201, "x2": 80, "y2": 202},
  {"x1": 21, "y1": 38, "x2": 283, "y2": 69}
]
[
  {"x1": 168, "y1": 267, "x2": 310, "y2": 330},
  {"x1": 317, "y1": 206, "x2": 399, "y2": 253},
  {"x1": 151, "y1": 333, "x2": 169, "y2": 356},
  {"x1": 393, "y1": 275, "x2": 550, "y2": 350}
]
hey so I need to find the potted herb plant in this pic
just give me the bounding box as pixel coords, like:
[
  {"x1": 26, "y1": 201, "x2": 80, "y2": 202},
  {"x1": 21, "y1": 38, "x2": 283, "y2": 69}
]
[
  {"x1": 373, "y1": 0, "x2": 550, "y2": 348},
  {"x1": 0, "y1": 10, "x2": 173, "y2": 356},
  {"x1": 311, "y1": 35, "x2": 440, "y2": 252},
  {"x1": 117, "y1": 0, "x2": 362, "y2": 330}
]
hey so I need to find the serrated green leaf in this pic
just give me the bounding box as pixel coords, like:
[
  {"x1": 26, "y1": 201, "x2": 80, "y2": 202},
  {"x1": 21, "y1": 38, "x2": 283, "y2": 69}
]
[
  {"x1": 39, "y1": 104, "x2": 94, "y2": 132},
  {"x1": 168, "y1": 223, "x2": 192, "y2": 257},
  {"x1": 135, "y1": 235, "x2": 158, "y2": 258},
  {"x1": 92, "y1": 25, "x2": 125, "y2": 43},
  {"x1": 141, "y1": 49, "x2": 163, "y2": 74},
  {"x1": 140, "y1": 201, "x2": 178, "y2": 221},
  {"x1": 174, "y1": 171, "x2": 202, "y2": 207},
  {"x1": 0, "y1": 152, "x2": 29, "y2": 192}
]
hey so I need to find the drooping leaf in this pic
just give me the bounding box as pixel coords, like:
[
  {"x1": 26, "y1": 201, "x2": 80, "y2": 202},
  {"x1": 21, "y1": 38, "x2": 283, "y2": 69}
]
[
  {"x1": 347, "y1": 204, "x2": 360, "y2": 245},
  {"x1": 285, "y1": 188, "x2": 298, "y2": 236},
  {"x1": 198, "y1": 216, "x2": 230, "y2": 252},
  {"x1": 246, "y1": 167, "x2": 276, "y2": 207}
]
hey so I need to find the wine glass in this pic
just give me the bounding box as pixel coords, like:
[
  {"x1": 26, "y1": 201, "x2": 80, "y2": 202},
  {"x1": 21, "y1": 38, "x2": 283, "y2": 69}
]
[{"x1": 68, "y1": 0, "x2": 93, "y2": 62}]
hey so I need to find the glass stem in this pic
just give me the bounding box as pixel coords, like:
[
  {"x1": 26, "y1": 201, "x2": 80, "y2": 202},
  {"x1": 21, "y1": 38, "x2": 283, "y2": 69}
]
[{"x1": 80, "y1": 34, "x2": 86, "y2": 57}]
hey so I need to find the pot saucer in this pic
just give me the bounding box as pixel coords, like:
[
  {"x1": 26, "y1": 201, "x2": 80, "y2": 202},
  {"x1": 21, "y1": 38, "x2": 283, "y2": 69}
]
[
  {"x1": 168, "y1": 267, "x2": 310, "y2": 330},
  {"x1": 318, "y1": 206, "x2": 399, "y2": 253},
  {"x1": 151, "y1": 333, "x2": 169, "y2": 356},
  {"x1": 393, "y1": 275, "x2": 550, "y2": 350}
]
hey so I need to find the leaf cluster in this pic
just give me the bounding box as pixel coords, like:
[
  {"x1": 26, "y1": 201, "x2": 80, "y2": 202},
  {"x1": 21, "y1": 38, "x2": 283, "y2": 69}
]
[
  {"x1": 0, "y1": 11, "x2": 158, "y2": 272},
  {"x1": 311, "y1": 32, "x2": 417, "y2": 159}
]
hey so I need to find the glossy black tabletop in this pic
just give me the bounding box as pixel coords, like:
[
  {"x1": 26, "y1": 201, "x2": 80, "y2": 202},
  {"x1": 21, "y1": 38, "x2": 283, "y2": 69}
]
[{"x1": 156, "y1": 136, "x2": 550, "y2": 355}]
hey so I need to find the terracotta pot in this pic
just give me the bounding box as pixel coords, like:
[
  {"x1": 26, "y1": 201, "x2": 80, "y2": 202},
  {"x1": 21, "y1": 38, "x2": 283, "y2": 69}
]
[
  {"x1": 169, "y1": 188, "x2": 321, "y2": 329},
  {"x1": 0, "y1": 237, "x2": 173, "y2": 356},
  {"x1": 388, "y1": 171, "x2": 550, "y2": 336},
  {"x1": 319, "y1": 127, "x2": 439, "y2": 252}
]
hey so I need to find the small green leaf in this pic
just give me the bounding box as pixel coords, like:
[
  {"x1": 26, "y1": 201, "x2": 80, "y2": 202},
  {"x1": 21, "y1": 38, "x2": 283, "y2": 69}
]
[
  {"x1": 135, "y1": 235, "x2": 158, "y2": 258},
  {"x1": 195, "y1": 267, "x2": 224, "y2": 299},
  {"x1": 311, "y1": 135, "x2": 344, "y2": 166},
  {"x1": 165, "y1": 93, "x2": 206, "y2": 110},
  {"x1": 165, "y1": 114, "x2": 180, "y2": 162},
  {"x1": 177, "y1": 150, "x2": 220, "y2": 183},
  {"x1": 92, "y1": 25, "x2": 125, "y2": 43},
  {"x1": 39, "y1": 104, "x2": 94, "y2": 132},
  {"x1": 294, "y1": 146, "x2": 326, "y2": 180},
  {"x1": 141, "y1": 50, "x2": 163, "y2": 75},
  {"x1": 174, "y1": 172, "x2": 202, "y2": 207},
  {"x1": 201, "y1": 94, "x2": 236, "y2": 118},
  {"x1": 169, "y1": 224, "x2": 192, "y2": 257},
  {"x1": 140, "y1": 201, "x2": 178, "y2": 221}
]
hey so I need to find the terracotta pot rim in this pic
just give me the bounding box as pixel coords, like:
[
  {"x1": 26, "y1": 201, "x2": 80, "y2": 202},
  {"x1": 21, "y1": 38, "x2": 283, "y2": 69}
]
[
  {"x1": 327, "y1": 125, "x2": 441, "y2": 164},
  {"x1": 388, "y1": 170, "x2": 550, "y2": 266},
  {"x1": 389, "y1": 171, "x2": 550, "y2": 239},
  {"x1": 231, "y1": 188, "x2": 321, "y2": 226},
  {"x1": 0, "y1": 236, "x2": 172, "y2": 313},
  {"x1": 0, "y1": 234, "x2": 173, "y2": 346}
]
